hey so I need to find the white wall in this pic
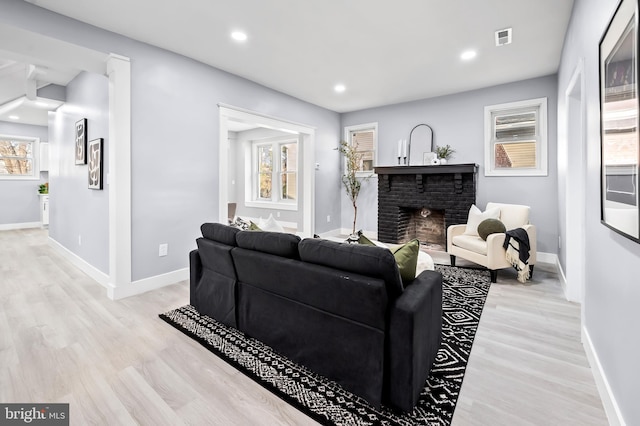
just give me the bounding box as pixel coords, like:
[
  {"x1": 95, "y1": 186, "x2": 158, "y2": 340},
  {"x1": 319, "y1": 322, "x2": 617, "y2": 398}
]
[
  {"x1": 48, "y1": 71, "x2": 110, "y2": 274},
  {"x1": 558, "y1": 0, "x2": 640, "y2": 424},
  {"x1": 341, "y1": 75, "x2": 559, "y2": 253},
  {"x1": 0, "y1": 121, "x2": 48, "y2": 226}
]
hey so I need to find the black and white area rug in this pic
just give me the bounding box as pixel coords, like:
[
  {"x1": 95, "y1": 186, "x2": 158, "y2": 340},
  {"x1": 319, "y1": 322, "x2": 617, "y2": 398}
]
[{"x1": 159, "y1": 265, "x2": 491, "y2": 425}]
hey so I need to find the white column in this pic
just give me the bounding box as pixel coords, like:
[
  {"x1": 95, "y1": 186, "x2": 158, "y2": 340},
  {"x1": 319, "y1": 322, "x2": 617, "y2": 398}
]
[{"x1": 106, "y1": 53, "x2": 132, "y2": 300}]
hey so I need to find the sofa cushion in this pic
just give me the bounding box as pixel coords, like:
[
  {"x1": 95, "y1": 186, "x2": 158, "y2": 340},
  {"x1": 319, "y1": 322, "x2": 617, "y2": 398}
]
[
  {"x1": 236, "y1": 230, "x2": 301, "y2": 259},
  {"x1": 452, "y1": 234, "x2": 488, "y2": 255},
  {"x1": 464, "y1": 204, "x2": 500, "y2": 236},
  {"x1": 201, "y1": 222, "x2": 239, "y2": 246},
  {"x1": 299, "y1": 238, "x2": 404, "y2": 296},
  {"x1": 257, "y1": 214, "x2": 286, "y2": 232}
]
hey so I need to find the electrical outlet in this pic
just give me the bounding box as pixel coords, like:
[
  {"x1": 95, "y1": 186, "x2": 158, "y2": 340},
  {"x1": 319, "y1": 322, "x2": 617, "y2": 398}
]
[
  {"x1": 315, "y1": 162, "x2": 320, "y2": 170},
  {"x1": 159, "y1": 243, "x2": 168, "y2": 257},
  {"x1": 327, "y1": 215, "x2": 331, "y2": 222},
  {"x1": 78, "y1": 235, "x2": 82, "y2": 246},
  {"x1": 558, "y1": 236, "x2": 562, "y2": 249}
]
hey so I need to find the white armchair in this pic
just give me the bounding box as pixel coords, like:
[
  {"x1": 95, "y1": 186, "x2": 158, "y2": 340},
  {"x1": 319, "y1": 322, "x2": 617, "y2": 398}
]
[{"x1": 447, "y1": 202, "x2": 536, "y2": 283}]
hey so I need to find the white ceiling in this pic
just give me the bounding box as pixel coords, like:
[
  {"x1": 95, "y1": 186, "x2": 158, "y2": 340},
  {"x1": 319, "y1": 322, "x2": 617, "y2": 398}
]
[
  {"x1": 12, "y1": 0, "x2": 574, "y2": 117},
  {"x1": 0, "y1": 57, "x2": 71, "y2": 126}
]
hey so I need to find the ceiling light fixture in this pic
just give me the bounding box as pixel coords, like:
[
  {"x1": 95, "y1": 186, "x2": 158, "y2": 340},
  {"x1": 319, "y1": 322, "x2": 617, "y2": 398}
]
[
  {"x1": 231, "y1": 31, "x2": 248, "y2": 42},
  {"x1": 9, "y1": 115, "x2": 20, "y2": 120},
  {"x1": 334, "y1": 84, "x2": 346, "y2": 93},
  {"x1": 460, "y1": 50, "x2": 477, "y2": 61}
]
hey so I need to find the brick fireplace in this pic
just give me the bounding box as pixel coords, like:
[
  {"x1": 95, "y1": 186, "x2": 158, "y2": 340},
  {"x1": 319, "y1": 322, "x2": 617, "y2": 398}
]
[{"x1": 374, "y1": 164, "x2": 477, "y2": 249}]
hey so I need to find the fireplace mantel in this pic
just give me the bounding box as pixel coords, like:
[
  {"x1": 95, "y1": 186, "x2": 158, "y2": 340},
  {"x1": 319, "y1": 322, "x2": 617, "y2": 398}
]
[{"x1": 374, "y1": 163, "x2": 477, "y2": 175}]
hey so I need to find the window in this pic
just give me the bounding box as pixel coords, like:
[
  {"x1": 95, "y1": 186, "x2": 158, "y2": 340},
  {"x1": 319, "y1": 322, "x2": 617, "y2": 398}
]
[
  {"x1": 484, "y1": 98, "x2": 547, "y2": 176},
  {"x1": 250, "y1": 137, "x2": 298, "y2": 209},
  {"x1": 344, "y1": 123, "x2": 378, "y2": 175},
  {"x1": 0, "y1": 135, "x2": 39, "y2": 180}
]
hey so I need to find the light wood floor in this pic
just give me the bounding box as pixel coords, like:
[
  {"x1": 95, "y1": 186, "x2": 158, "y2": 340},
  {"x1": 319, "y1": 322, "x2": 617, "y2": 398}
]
[{"x1": 0, "y1": 229, "x2": 608, "y2": 425}]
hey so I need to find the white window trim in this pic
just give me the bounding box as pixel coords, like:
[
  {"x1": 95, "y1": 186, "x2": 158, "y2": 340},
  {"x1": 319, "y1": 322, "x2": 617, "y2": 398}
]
[
  {"x1": 0, "y1": 134, "x2": 40, "y2": 180},
  {"x1": 246, "y1": 135, "x2": 299, "y2": 211},
  {"x1": 344, "y1": 122, "x2": 378, "y2": 177},
  {"x1": 484, "y1": 97, "x2": 548, "y2": 177}
]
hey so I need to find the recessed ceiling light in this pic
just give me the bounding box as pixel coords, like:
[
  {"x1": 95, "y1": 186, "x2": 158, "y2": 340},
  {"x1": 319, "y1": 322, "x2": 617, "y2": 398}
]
[
  {"x1": 231, "y1": 31, "x2": 248, "y2": 42},
  {"x1": 9, "y1": 115, "x2": 19, "y2": 120},
  {"x1": 35, "y1": 101, "x2": 50, "y2": 108},
  {"x1": 334, "y1": 84, "x2": 346, "y2": 93},
  {"x1": 460, "y1": 50, "x2": 477, "y2": 61}
]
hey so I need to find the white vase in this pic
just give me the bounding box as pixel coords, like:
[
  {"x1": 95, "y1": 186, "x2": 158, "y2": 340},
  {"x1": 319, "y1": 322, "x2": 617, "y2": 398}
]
[{"x1": 439, "y1": 158, "x2": 447, "y2": 165}]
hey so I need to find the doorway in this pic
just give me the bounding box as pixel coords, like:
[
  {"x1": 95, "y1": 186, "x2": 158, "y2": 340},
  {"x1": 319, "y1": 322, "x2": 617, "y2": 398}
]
[{"x1": 218, "y1": 105, "x2": 315, "y2": 237}]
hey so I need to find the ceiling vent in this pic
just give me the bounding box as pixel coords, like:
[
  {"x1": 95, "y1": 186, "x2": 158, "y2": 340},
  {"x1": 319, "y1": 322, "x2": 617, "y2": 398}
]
[{"x1": 495, "y1": 28, "x2": 512, "y2": 46}]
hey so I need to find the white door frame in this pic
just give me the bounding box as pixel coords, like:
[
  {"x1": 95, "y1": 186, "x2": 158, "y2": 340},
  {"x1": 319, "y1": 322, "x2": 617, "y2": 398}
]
[
  {"x1": 218, "y1": 104, "x2": 315, "y2": 237},
  {"x1": 564, "y1": 59, "x2": 587, "y2": 305}
]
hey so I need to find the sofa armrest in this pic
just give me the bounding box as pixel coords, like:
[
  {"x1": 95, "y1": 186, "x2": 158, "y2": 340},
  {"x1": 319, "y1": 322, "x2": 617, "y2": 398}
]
[
  {"x1": 387, "y1": 270, "x2": 442, "y2": 412},
  {"x1": 447, "y1": 224, "x2": 466, "y2": 251},
  {"x1": 485, "y1": 224, "x2": 537, "y2": 267},
  {"x1": 189, "y1": 249, "x2": 202, "y2": 307},
  {"x1": 523, "y1": 224, "x2": 537, "y2": 263}
]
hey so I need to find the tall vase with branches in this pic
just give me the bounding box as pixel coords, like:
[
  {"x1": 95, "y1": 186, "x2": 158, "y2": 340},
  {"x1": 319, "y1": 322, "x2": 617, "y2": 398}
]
[{"x1": 337, "y1": 140, "x2": 369, "y2": 235}]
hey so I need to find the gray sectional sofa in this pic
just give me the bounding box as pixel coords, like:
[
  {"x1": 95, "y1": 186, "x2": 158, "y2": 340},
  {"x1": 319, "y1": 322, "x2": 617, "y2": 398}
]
[{"x1": 189, "y1": 223, "x2": 443, "y2": 412}]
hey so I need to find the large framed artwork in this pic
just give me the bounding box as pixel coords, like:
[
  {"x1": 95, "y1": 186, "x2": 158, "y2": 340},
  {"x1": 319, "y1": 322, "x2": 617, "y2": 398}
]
[
  {"x1": 75, "y1": 118, "x2": 87, "y2": 165},
  {"x1": 599, "y1": 0, "x2": 640, "y2": 243},
  {"x1": 88, "y1": 138, "x2": 103, "y2": 190}
]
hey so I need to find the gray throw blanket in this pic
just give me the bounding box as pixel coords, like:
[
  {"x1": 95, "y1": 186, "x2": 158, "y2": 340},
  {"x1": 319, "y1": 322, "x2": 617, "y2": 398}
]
[{"x1": 503, "y1": 228, "x2": 530, "y2": 283}]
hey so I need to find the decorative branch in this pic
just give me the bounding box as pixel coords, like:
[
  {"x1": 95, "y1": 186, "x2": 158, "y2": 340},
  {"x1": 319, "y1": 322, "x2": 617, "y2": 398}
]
[{"x1": 336, "y1": 140, "x2": 371, "y2": 235}]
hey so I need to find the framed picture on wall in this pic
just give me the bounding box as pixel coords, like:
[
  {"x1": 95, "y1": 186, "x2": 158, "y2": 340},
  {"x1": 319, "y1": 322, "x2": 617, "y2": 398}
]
[
  {"x1": 88, "y1": 138, "x2": 103, "y2": 190},
  {"x1": 599, "y1": 0, "x2": 640, "y2": 243},
  {"x1": 75, "y1": 118, "x2": 87, "y2": 165}
]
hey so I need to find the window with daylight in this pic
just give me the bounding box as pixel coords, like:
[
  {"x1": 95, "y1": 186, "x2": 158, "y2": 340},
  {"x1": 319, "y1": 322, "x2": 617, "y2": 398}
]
[
  {"x1": 0, "y1": 135, "x2": 39, "y2": 180},
  {"x1": 344, "y1": 123, "x2": 378, "y2": 175},
  {"x1": 252, "y1": 137, "x2": 298, "y2": 208},
  {"x1": 484, "y1": 98, "x2": 548, "y2": 176}
]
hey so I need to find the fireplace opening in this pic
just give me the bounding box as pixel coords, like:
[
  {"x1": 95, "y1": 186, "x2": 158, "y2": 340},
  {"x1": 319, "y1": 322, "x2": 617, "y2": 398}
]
[{"x1": 398, "y1": 207, "x2": 446, "y2": 250}]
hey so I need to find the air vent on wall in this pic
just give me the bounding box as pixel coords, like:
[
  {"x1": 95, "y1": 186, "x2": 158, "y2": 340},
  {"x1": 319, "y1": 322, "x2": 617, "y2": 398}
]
[{"x1": 495, "y1": 28, "x2": 512, "y2": 46}]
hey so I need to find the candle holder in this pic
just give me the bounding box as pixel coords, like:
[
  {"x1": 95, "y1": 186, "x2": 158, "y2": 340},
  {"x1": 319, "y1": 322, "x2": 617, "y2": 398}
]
[{"x1": 398, "y1": 156, "x2": 402, "y2": 165}]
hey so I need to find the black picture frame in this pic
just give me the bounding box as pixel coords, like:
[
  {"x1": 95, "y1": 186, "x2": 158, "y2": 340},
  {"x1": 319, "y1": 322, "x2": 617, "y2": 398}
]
[
  {"x1": 75, "y1": 118, "x2": 87, "y2": 165},
  {"x1": 599, "y1": 0, "x2": 640, "y2": 243},
  {"x1": 88, "y1": 138, "x2": 103, "y2": 190}
]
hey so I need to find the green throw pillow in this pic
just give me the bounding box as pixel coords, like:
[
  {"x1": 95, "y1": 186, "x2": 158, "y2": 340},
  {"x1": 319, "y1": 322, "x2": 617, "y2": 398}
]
[
  {"x1": 477, "y1": 218, "x2": 506, "y2": 240},
  {"x1": 249, "y1": 221, "x2": 261, "y2": 231},
  {"x1": 391, "y1": 239, "x2": 420, "y2": 284},
  {"x1": 357, "y1": 233, "x2": 376, "y2": 246}
]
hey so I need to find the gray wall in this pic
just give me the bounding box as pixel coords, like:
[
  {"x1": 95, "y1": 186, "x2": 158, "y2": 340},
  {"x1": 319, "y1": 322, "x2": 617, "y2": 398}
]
[
  {"x1": 48, "y1": 71, "x2": 110, "y2": 274},
  {"x1": 3, "y1": 0, "x2": 342, "y2": 281},
  {"x1": 558, "y1": 0, "x2": 640, "y2": 424},
  {"x1": 341, "y1": 75, "x2": 559, "y2": 253},
  {"x1": 0, "y1": 121, "x2": 48, "y2": 225}
]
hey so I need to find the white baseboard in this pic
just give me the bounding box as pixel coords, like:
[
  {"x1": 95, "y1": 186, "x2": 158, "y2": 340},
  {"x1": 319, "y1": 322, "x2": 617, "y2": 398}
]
[
  {"x1": 48, "y1": 236, "x2": 189, "y2": 300},
  {"x1": 582, "y1": 327, "x2": 626, "y2": 426},
  {"x1": 48, "y1": 236, "x2": 109, "y2": 287},
  {"x1": 108, "y1": 268, "x2": 189, "y2": 300},
  {"x1": 0, "y1": 222, "x2": 41, "y2": 231}
]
